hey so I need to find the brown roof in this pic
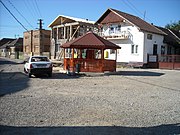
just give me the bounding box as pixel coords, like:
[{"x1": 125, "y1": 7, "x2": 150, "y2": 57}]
[
  {"x1": 61, "y1": 31, "x2": 121, "y2": 49},
  {"x1": 0, "y1": 38, "x2": 23, "y2": 49},
  {"x1": 96, "y1": 8, "x2": 166, "y2": 35},
  {"x1": 0, "y1": 38, "x2": 15, "y2": 46},
  {"x1": 156, "y1": 26, "x2": 180, "y2": 47}
]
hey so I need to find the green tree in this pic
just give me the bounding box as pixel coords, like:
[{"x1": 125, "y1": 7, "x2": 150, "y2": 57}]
[{"x1": 165, "y1": 20, "x2": 180, "y2": 31}]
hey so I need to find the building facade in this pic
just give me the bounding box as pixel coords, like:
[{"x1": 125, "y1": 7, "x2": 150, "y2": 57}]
[
  {"x1": 0, "y1": 38, "x2": 23, "y2": 59},
  {"x1": 23, "y1": 29, "x2": 51, "y2": 57},
  {"x1": 96, "y1": 8, "x2": 166, "y2": 67}
]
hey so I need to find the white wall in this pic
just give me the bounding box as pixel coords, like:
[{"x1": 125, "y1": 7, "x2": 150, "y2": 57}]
[
  {"x1": 102, "y1": 23, "x2": 164, "y2": 64},
  {"x1": 103, "y1": 23, "x2": 145, "y2": 63},
  {"x1": 143, "y1": 32, "x2": 164, "y2": 63}
]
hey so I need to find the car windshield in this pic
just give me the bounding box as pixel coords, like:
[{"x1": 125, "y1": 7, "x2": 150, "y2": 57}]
[{"x1": 31, "y1": 57, "x2": 49, "y2": 62}]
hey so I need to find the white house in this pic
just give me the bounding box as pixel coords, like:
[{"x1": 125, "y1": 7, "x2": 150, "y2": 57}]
[{"x1": 96, "y1": 8, "x2": 166, "y2": 67}]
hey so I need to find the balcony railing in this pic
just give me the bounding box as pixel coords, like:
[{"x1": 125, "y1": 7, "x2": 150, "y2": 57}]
[{"x1": 98, "y1": 30, "x2": 131, "y2": 40}]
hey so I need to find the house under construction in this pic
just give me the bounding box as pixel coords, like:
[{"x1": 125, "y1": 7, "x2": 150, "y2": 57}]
[{"x1": 48, "y1": 15, "x2": 97, "y2": 60}]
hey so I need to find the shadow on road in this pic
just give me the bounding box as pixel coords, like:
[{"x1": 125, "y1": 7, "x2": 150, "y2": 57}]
[
  {"x1": 0, "y1": 123, "x2": 179, "y2": 135},
  {"x1": 0, "y1": 72, "x2": 29, "y2": 97},
  {"x1": 0, "y1": 57, "x2": 24, "y2": 65},
  {"x1": 31, "y1": 72, "x2": 85, "y2": 79},
  {"x1": 105, "y1": 71, "x2": 165, "y2": 77}
]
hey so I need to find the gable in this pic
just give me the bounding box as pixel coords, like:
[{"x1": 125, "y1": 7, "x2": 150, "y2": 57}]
[
  {"x1": 97, "y1": 10, "x2": 124, "y2": 24},
  {"x1": 49, "y1": 16, "x2": 76, "y2": 27},
  {"x1": 49, "y1": 15, "x2": 95, "y2": 28},
  {"x1": 96, "y1": 8, "x2": 166, "y2": 35}
]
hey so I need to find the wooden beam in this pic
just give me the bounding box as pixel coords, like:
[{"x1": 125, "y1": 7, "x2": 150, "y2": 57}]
[
  {"x1": 53, "y1": 22, "x2": 79, "y2": 28},
  {"x1": 64, "y1": 26, "x2": 66, "y2": 39},
  {"x1": 70, "y1": 26, "x2": 80, "y2": 41}
]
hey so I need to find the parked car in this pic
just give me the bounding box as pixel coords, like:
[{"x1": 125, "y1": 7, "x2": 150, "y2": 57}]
[{"x1": 24, "y1": 56, "x2": 52, "y2": 77}]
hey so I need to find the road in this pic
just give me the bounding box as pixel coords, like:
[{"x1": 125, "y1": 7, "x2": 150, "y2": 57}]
[{"x1": 0, "y1": 57, "x2": 180, "y2": 135}]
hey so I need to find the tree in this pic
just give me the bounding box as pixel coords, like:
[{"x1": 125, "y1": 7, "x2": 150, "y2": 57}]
[{"x1": 165, "y1": 20, "x2": 180, "y2": 31}]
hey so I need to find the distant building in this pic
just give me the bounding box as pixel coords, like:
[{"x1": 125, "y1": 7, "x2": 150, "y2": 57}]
[
  {"x1": 0, "y1": 38, "x2": 23, "y2": 58},
  {"x1": 156, "y1": 26, "x2": 180, "y2": 55},
  {"x1": 48, "y1": 15, "x2": 97, "y2": 59},
  {"x1": 0, "y1": 38, "x2": 15, "y2": 47},
  {"x1": 23, "y1": 29, "x2": 51, "y2": 58}
]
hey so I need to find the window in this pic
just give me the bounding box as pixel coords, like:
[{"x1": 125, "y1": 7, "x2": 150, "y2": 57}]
[
  {"x1": 117, "y1": 25, "x2": 121, "y2": 31},
  {"x1": 110, "y1": 49, "x2": 115, "y2": 54},
  {"x1": 147, "y1": 34, "x2": 152, "y2": 40},
  {"x1": 167, "y1": 46, "x2": 172, "y2": 55},
  {"x1": 25, "y1": 46, "x2": 29, "y2": 52},
  {"x1": 135, "y1": 45, "x2": 138, "y2": 53},
  {"x1": 34, "y1": 46, "x2": 39, "y2": 53},
  {"x1": 34, "y1": 35, "x2": 39, "y2": 38},
  {"x1": 153, "y1": 44, "x2": 157, "y2": 55},
  {"x1": 110, "y1": 27, "x2": 114, "y2": 34},
  {"x1": 25, "y1": 36, "x2": 29, "y2": 39},
  {"x1": 131, "y1": 45, "x2": 138, "y2": 54},
  {"x1": 131, "y1": 44, "x2": 134, "y2": 54},
  {"x1": 161, "y1": 46, "x2": 165, "y2": 54}
]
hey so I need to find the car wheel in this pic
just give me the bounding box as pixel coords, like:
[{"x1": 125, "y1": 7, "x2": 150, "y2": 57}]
[
  {"x1": 28, "y1": 73, "x2": 32, "y2": 78},
  {"x1": 28, "y1": 71, "x2": 32, "y2": 78}
]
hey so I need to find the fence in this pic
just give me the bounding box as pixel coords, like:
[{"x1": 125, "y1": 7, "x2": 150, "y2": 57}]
[{"x1": 159, "y1": 55, "x2": 180, "y2": 70}]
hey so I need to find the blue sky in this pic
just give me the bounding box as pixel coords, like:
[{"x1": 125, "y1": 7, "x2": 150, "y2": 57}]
[{"x1": 0, "y1": 0, "x2": 180, "y2": 39}]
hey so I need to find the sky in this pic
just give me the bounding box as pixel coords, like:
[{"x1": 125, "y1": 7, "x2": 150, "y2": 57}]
[{"x1": 0, "y1": 0, "x2": 180, "y2": 39}]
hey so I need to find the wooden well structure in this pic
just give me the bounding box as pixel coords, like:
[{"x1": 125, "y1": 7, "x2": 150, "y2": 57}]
[{"x1": 61, "y1": 32, "x2": 121, "y2": 72}]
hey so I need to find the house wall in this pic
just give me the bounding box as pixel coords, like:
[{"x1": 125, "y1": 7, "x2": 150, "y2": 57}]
[
  {"x1": 102, "y1": 23, "x2": 144, "y2": 63},
  {"x1": 101, "y1": 23, "x2": 164, "y2": 64},
  {"x1": 143, "y1": 32, "x2": 164, "y2": 63}
]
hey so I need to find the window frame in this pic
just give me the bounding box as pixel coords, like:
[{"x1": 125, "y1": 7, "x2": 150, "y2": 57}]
[
  {"x1": 147, "y1": 34, "x2": 153, "y2": 40},
  {"x1": 131, "y1": 44, "x2": 138, "y2": 54}
]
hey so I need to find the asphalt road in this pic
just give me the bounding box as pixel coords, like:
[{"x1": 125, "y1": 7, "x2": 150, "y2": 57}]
[{"x1": 0, "y1": 57, "x2": 180, "y2": 135}]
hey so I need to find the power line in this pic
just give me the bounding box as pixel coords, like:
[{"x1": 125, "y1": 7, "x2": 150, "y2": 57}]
[
  {"x1": 34, "y1": 0, "x2": 42, "y2": 18},
  {"x1": 126, "y1": 0, "x2": 153, "y2": 22},
  {"x1": 0, "y1": 25, "x2": 34, "y2": 28},
  {"x1": 23, "y1": 0, "x2": 37, "y2": 21},
  {"x1": 126, "y1": 0, "x2": 144, "y2": 18},
  {"x1": 0, "y1": 0, "x2": 28, "y2": 31},
  {"x1": 30, "y1": 0, "x2": 41, "y2": 18},
  {"x1": 122, "y1": 0, "x2": 141, "y2": 17},
  {"x1": 7, "y1": 0, "x2": 34, "y2": 29},
  {"x1": 122, "y1": 0, "x2": 153, "y2": 23}
]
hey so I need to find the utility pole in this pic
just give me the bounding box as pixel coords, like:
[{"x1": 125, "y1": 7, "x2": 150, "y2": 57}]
[
  {"x1": 37, "y1": 19, "x2": 44, "y2": 55},
  {"x1": 37, "y1": 19, "x2": 43, "y2": 30},
  {"x1": 30, "y1": 30, "x2": 33, "y2": 56}
]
